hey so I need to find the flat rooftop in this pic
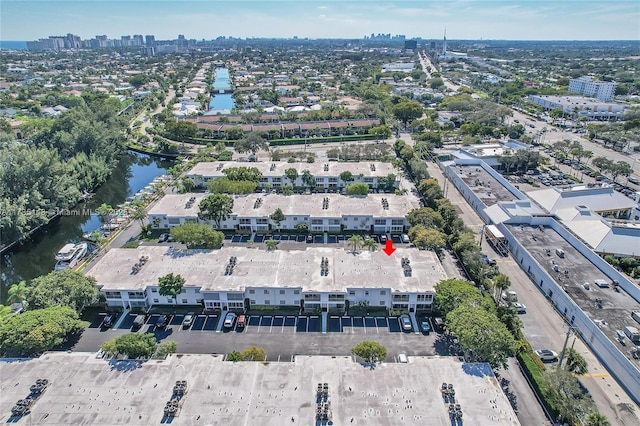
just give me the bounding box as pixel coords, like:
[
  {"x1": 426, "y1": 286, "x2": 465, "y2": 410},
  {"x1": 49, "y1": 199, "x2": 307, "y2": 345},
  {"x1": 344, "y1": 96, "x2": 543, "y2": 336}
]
[
  {"x1": 148, "y1": 193, "x2": 418, "y2": 218},
  {"x1": 186, "y1": 161, "x2": 397, "y2": 179},
  {"x1": 0, "y1": 353, "x2": 519, "y2": 426},
  {"x1": 451, "y1": 164, "x2": 518, "y2": 207},
  {"x1": 526, "y1": 186, "x2": 635, "y2": 215},
  {"x1": 87, "y1": 246, "x2": 446, "y2": 293},
  {"x1": 507, "y1": 224, "x2": 640, "y2": 357}
]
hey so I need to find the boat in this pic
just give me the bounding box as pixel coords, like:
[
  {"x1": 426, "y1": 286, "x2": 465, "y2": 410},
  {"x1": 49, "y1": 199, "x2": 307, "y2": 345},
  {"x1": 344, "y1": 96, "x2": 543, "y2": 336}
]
[{"x1": 54, "y1": 242, "x2": 89, "y2": 272}]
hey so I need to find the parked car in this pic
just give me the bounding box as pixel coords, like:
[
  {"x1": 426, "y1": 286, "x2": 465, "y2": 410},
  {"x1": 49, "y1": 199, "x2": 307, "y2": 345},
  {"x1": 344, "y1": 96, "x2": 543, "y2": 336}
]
[
  {"x1": 132, "y1": 314, "x2": 145, "y2": 330},
  {"x1": 380, "y1": 234, "x2": 387, "y2": 243},
  {"x1": 501, "y1": 291, "x2": 518, "y2": 302},
  {"x1": 223, "y1": 312, "x2": 237, "y2": 328},
  {"x1": 158, "y1": 233, "x2": 169, "y2": 243},
  {"x1": 420, "y1": 320, "x2": 431, "y2": 334},
  {"x1": 400, "y1": 314, "x2": 412, "y2": 331},
  {"x1": 155, "y1": 315, "x2": 169, "y2": 329},
  {"x1": 102, "y1": 314, "x2": 114, "y2": 329},
  {"x1": 535, "y1": 349, "x2": 558, "y2": 362},
  {"x1": 433, "y1": 317, "x2": 444, "y2": 331},
  {"x1": 401, "y1": 234, "x2": 410, "y2": 243},
  {"x1": 182, "y1": 313, "x2": 195, "y2": 328},
  {"x1": 514, "y1": 303, "x2": 527, "y2": 314},
  {"x1": 237, "y1": 314, "x2": 246, "y2": 328}
]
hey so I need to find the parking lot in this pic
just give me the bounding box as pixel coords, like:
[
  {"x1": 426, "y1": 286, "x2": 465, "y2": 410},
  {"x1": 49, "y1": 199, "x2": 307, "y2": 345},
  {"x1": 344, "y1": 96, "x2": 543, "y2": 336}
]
[
  {"x1": 222, "y1": 233, "x2": 410, "y2": 247},
  {"x1": 94, "y1": 311, "x2": 438, "y2": 336}
]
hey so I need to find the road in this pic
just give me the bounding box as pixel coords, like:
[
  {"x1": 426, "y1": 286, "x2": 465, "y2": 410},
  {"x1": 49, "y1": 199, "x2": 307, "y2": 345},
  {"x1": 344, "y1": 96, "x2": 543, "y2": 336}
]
[{"x1": 418, "y1": 50, "x2": 459, "y2": 92}]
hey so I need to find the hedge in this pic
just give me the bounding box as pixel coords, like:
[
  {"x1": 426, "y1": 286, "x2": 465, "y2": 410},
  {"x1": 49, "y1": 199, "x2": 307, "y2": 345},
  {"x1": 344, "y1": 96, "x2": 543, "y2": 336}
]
[{"x1": 517, "y1": 351, "x2": 559, "y2": 420}]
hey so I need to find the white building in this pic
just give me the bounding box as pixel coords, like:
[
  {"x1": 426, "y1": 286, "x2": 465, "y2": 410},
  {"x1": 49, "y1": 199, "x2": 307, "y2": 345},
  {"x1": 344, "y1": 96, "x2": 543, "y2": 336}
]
[
  {"x1": 185, "y1": 161, "x2": 399, "y2": 190},
  {"x1": 527, "y1": 95, "x2": 626, "y2": 120},
  {"x1": 148, "y1": 193, "x2": 413, "y2": 233},
  {"x1": 569, "y1": 76, "x2": 616, "y2": 102},
  {"x1": 88, "y1": 246, "x2": 443, "y2": 313}
]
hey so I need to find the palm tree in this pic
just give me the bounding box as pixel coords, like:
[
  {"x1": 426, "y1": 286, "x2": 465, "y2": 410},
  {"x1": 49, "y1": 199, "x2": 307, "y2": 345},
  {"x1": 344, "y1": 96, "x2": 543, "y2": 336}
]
[
  {"x1": 347, "y1": 235, "x2": 364, "y2": 253},
  {"x1": 7, "y1": 280, "x2": 29, "y2": 304},
  {"x1": 363, "y1": 238, "x2": 378, "y2": 252},
  {"x1": 130, "y1": 201, "x2": 147, "y2": 227},
  {"x1": 265, "y1": 238, "x2": 279, "y2": 251},
  {"x1": 584, "y1": 412, "x2": 610, "y2": 426},
  {"x1": 95, "y1": 203, "x2": 114, "y2": 222}
]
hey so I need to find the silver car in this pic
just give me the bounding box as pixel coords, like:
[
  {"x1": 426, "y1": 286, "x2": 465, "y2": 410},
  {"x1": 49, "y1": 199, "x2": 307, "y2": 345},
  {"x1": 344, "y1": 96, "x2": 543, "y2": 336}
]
[{"x1": 400, "y1": 315, "x2": 412, "y2": 331}]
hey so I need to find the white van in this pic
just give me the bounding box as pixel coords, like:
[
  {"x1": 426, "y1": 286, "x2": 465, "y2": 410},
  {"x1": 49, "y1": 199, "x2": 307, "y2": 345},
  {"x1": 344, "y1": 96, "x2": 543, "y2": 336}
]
[{"x1": 555, "y1": 248, "x2": 565, "y2": 258}]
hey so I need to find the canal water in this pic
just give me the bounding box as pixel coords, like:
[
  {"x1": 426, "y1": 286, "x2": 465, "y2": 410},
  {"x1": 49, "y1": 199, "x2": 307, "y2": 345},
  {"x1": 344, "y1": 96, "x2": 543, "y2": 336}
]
[
  {"x1": 0, "y1": 152, "x2": 175, "y2": 301},
  {"x1": 208, "y1": 68, "x2": 235, "y2": 112}
]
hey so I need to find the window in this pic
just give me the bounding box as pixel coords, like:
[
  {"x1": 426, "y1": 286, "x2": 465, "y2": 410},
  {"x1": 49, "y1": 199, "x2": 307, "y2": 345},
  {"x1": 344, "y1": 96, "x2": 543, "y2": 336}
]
[
  {"x1": 168, "y1": 218, "x2": 180, "y2": 224},
  {"x1": 264, "y1": 289, "x2": 270, "y2": 294},
  {"x1": 393, "y1": 294, "x2": 410, "y2": 301},
  {"x1": 349, "y1": 290, "x2": 356, "y2": 296},
  {"x1": 104, "y1": 291, "x2": 121, "y2": 299},
  {"x1": 293, "y1": 290, "x2": 300, "y2": 295},
  {"x1": 311, "y1": 219, "x2": 322, "y2": 225},
  {"x1": 151, "y1": 288, "x2": 158, "y2": 293},
  {"x1": 391, "y1": 219, "x2": 404, "y2": 226},
  {"x1": 374, "y1": 219, "x2": 386, "y2": 225},
  {"x1": 256, "y1": 218, "x2": 268, "y2": 224},
  {"x1": 380, "y1": 290, "x2": 386, "y2": 295},
  {"x1": 181, "y1": 299, "x2": 187, "y2": 304},
  {"x1": 280, "y1": 300, "x2": 286, "y2": 305},
  {"x1": 264, "y1": 300, "x2": 271, "y2": 305},
  {"x1": 272, "y1": 177, "x2": 282, "y2": 182},
  {"x1": 227, "y1": 293, "x2": 244, "y2": 300},
  {"x1": 250, "y1": 299, "x2": 256, "y2": 304},
  {"x1": 293, "y1": 217, "x2": 298, "y2": 221},
  {"x1": 364, "y1": 291, "x2": 369, "y2": 296},
  {"x1": 279, "y1": 290, "x2": 285, "y2": 294},
  {"x1": 249, "y1": 289, "x2": 255, "y2": 294},
  {"x1": 379, "y1": 301, "x2": 386, "y2": 306},
  {"x1": 128, "y1": 291, "x2": 145, "y2": 299},
  {"x1": 153, "y1": 298, "x2": 159, "y2": 303},
  {"x1": 239, "y1": 218, "x2": 251, "y2": 224}
]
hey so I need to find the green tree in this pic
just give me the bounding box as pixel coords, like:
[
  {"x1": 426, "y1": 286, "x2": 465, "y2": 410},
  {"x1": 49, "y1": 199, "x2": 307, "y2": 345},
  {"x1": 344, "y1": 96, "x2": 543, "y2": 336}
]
[
  {"x1": 301, "y1": 169, "x2": 315, "y2": 189},
  {"x1": 408, "y1": 207, "x2": 444, "y2": 230},
  {"x1": 270, "y1": 208, "x2": 286, "y2": 231},
  {"x1": 392, "y1": 101, "x2": 423, "y2": 128},
  {"x1": 363, "y1": 238, "x2": 378, "y2": 252},
  {"x1": 543, "y1": 367, "x2": 596, "y2": 423},
  {"x1": 234, "y1": 131, "x2": 268, "y2": 157},
  {"x1": 339, "y1": 170, "x2": 355, "y2": 184},
  {"x1": 207, "y1": 178, "x2": 257, "y2": 194},
  {"x1": 492, "y1": 273, "x2": 511, "y2": 302},
  {"x1": 410, "y1": 226, "x2": 446, "y2": 252},
  {"x1": 165, "y1": 120, "x2": 198, "y2": 142},
  {"x1": 227, "y1": 351, "x2": 243, "y2": 361},
  {"x1": 351, "y1": 340, "x2": 387, "y2": 364},
  {"x1": 345, "y1": 182, "x2": 370, "y2": 195},
  {"x1": 285, "y1": 167, "x2": 299, "y2": 184},
  {"x1": 198, "y1": 194, "x2": 234, "y2": 228},
  {"x1": 368, "y1": 124, "x2": 392, "y2": 140},
  {"x1": 347, "y1": 235, "x2": 364, "y2": 253},
  {"x1": 222, "y1": 166, "x2": 262, "y2": 182},
  {"x1": 7, "y1": 280, "x2": 29, "y2": 304},
  {"x1": 130, "y1": 201, "x2": 147, "y2": 227},
  {"x1": 265, "y1": 238, "x2": 279, "y2": 251},
  {"x1": 27, "y1": 270, "x2": 98, "y2": 314},
  {"x1": 155, "y1": 341, "x2": 178, "y2": 359},
  {"x1": 95, "y1": 203, "x2": 114, "y2": 222},
  {"x1": 158, "y1": 273, "x2": 186, "y2": 301},
  {"x1": 446, "y1": 305, "x2": 515, "y2": 368},
  {"x1": 434, "y1": 278, "x2": 489, "y2": 317},
  {"x1": 179, "y1": 176, "x2": 196, "y2": 193},
  {"x1": 584, "y1": 412, "x2": 611, "y2": 426},
  {"x1": 101, "y1": 333, "x2": 157, "y2": 359},
  {"x1": 240, "y1": 346, "x2": 267, "y2": 361},
  {"x1": 170, "y1": 222, "x2": 224, "y2": 248},
  {"x1": 0, "y1": 306, "x2": 87, "y2": 356},
  {"x1": 564, "y1": 347, "x2": 588, "y2": 375}
]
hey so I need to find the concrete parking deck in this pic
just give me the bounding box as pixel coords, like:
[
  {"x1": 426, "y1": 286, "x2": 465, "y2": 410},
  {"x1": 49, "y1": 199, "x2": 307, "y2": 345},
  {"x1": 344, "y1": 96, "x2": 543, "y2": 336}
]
[
  {"x1": 451, "y1": 164, "x2": 519, "y2": 207},
  {"x1": 0, "y1": 353, "x2": 519, "y2": 425}
]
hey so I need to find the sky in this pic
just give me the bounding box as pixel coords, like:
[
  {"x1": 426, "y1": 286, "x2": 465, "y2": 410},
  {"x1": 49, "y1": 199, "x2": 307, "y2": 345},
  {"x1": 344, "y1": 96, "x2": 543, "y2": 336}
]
[{"x1": 1, "y1": 0, "x2": 639, "y2": 41}]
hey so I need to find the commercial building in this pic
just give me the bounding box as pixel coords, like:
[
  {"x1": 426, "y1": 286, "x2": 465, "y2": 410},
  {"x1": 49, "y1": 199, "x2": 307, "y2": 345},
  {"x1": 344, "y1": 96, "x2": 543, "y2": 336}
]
[
  {"x1": 88, "y1": 246, "x2": 443, "y2": 313},
  {"x1": 185, "y1": 161, "x2": 399, "y2": 190},
  {"x1": 569, "y1": 76, "x2": 616, "y2": 102},
  {"x1": 527, "y1": 95, "x2": 626, "y2": 120},
  {"x1": 441, "y1": 156, "x2": 640, "y2": 403},
  {"x1": 148, "y1": 193, "x2": 413, "y2": 233}
]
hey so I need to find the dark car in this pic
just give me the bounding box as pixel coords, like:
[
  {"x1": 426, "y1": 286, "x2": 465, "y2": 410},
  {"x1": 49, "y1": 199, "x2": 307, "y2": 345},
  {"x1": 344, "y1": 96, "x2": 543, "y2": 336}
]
[
  {"x1": 306, "y1": 235, "x2": 313, "y2": 243},
  {"x1": 155, "y1": 315, "x2": 169, "y2": 329},
  {"x1": 102, "y1": 314, "x2": 114, "y2": 329},
  {"x1": 131, "y1": 314, "x2": 145, "y2": 330}
]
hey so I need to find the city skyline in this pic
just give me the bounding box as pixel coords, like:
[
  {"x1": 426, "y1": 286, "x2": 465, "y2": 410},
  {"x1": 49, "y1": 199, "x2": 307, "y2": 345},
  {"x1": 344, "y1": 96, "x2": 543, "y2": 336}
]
[{"x1": 1, "y1": 0, "x2": 639, "y2": 41}]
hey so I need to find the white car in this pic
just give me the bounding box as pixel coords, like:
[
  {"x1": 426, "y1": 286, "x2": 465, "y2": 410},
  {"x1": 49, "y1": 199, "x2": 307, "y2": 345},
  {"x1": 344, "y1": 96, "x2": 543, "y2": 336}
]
[
  {"x1": 400, "y1": 315, "x2": 412, "y2": 331},
  {"x1": 223, "y1": 312, "x2": 237, "y2": 328},
  {"x1": 535, "y1": 349, "x2": 558, "y2": 362},
  {"x1": 514, "y1": 303, "x2": 527, "y2": 314}
]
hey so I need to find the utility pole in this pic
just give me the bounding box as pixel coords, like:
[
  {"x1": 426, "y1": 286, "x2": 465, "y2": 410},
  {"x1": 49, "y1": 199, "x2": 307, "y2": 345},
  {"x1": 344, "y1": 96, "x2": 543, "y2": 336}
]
[{"x1": 558, "y1": 325, "x2": 574, "y2": 368}]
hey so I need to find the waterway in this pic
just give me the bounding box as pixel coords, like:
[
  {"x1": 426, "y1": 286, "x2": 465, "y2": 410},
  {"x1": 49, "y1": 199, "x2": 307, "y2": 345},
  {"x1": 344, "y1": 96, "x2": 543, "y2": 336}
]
[
  {"x1": 208, "y1": 68, "x2": 235, "y2": 113},
  {"x1": 0, "y1": 152, "x2": 175, "y2": 302}
]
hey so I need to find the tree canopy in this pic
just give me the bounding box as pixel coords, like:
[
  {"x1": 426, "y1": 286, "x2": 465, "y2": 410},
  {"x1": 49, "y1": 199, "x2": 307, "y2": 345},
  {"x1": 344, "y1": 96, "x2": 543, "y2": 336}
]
[
  {"x1": 234, "y1": 131, "x2": 268, "y2": 156},
  {"x1": 198, "y1": 194, "x2": 234, "y2": 228},
  {"x1": 158, "y1": 273, "x2": 186, "y2": 300},
  {"x1": 170, "y1": 222, "x2": 224, "y2": 248},
  {"x1": 351, "y1": 340, "x2": 387, "y2": 364},
  {"x1": 434, "y1": 278, "x2": 491, "y2": 317},
  {"x1": 345, "y1": 182, "x2": 370, "y2": 195},
  {"x1": 27, "y1": 270, "x2": 98, "y2": 314},
  {"x1": 0, "y1": 306, "x2": 87, "y2": 356},
  {"x1": 101, "y1": 333, "x2": 157, "y2": 359},
  {"x1": 222, "y1": 166, "x2": 262, "y2": 182},
  {"x1": 446, "y1": 305, "x2": 515, "y2": 368},
  {"x1": 392, "y1": 101, "x2": 423, "y2": 127}
]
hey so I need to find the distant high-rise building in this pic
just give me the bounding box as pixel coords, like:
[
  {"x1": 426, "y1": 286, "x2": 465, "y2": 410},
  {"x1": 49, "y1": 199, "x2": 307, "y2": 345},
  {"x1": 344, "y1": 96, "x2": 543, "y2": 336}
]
[
  {"x1": 442, "y1": 28, "x2": 447, "y2": 56},
  {"x1": 569, "y1": 76, "x2": 616, "y2": 102},
  {"x1": 430, "y1": 41, "x2": 436, "y2": 50},
  {"x1": 404, "y1": 40, "x2": 417, "y2": 50},
  {"x1": 145, "y1": 35, "x2": 155, "y2": 46},
  {"x1": 133, "y1": 35, "x2": 144, "y2": 46},
  {"x1": 121, "y1": 35, "x2": 131, "y2": 46}
]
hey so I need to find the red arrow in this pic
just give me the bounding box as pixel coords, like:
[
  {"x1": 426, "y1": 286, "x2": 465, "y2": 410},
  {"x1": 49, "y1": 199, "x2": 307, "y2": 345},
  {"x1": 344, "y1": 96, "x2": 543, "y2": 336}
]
[{"x1": 382, "y1": 240, "x2": 396, "y2": 256}]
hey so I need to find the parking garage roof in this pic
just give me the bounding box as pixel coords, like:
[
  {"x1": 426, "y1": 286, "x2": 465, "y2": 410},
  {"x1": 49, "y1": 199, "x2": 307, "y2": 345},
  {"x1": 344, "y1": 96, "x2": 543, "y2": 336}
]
[
  {"x1": 148, "y1": 193, "x2": 418, "y2": 219},
  {"x1": 0, "y1": 353, "x2": 519, "y2": 426},
  {"x1": 88, "y1": 246, "x2": 446, "y2": 294},
  {"x1": 507, "y1": 224, "x2": 640, "y2": 356}
]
